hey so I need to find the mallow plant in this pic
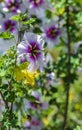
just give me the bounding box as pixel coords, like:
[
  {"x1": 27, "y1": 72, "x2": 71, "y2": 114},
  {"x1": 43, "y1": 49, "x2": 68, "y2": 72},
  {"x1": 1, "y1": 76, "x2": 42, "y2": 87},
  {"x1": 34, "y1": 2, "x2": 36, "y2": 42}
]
[{"x1": 0, "y1": 0, "x2": 82, "y2": 130}]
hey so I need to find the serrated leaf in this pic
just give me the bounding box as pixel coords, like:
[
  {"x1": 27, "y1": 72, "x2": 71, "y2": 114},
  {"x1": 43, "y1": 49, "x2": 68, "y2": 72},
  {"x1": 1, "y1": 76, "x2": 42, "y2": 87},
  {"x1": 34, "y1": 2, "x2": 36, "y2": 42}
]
[
  {"x1": 22, "y1": 18, "x2": 36, "y2": 25},
  {"x1": 10, "y1": 14, "x2": 20, "y2": 22},
  {"x1": 33, "y1": 27, "x2": 42, "y2": 34},
  {"x1": 0, "y1": 31, "x2": 14, "y2": 39},
  {"x1": 0, "y1": 69, "x2": 6, "y2": 77}
]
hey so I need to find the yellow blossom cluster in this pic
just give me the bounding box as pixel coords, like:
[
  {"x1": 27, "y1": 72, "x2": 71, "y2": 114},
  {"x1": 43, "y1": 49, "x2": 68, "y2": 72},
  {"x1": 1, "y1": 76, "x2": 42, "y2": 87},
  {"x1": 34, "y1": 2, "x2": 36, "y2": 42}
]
[{"x1": 14, "y1": 62, "x2": 39, "y2": 86}]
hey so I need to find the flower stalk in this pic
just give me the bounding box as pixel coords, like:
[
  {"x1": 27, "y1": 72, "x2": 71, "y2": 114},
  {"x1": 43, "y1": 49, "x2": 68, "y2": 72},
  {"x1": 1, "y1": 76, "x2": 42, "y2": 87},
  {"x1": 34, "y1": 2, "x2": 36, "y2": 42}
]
[{"x1": 62, "y1": 0, "x2": 71, "y2": 130}]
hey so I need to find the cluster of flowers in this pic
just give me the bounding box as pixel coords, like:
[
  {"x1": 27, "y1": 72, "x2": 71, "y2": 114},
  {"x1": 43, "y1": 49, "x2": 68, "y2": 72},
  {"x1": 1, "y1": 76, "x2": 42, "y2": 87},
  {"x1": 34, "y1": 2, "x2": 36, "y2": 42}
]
[
  {"x1": 0, "y1": 0, "x2": 61, "y2": 129},
  {"x1": 23, "y1": 90, "x2": 48, "y2": 129},
  {"x1": 0, "y1": 0, "x2": 61, "y2": 72}
]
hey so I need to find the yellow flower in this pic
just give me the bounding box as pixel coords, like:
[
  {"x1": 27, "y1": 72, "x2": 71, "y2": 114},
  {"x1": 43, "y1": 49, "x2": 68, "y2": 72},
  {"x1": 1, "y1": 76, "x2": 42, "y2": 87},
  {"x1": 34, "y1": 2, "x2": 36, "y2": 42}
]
[
  {"x1": 22, "y1": 69, "x2": 39, "y2": 86},
  {"x1": 14, "y1": 62, "x2": 39, "y2": 86},
  {"x1": 53, "y1": 7, "x2": 65, "y2": 15},
  {"x1": 43, "y1": 118, "x2": 49, "y2": 126}
]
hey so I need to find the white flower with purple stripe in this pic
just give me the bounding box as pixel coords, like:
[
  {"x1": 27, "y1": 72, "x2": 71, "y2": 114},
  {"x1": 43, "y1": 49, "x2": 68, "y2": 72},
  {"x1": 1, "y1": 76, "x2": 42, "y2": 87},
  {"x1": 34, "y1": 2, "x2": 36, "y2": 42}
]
[
  {"x1": 24, "y1": 116, "x2": 44, "y2": 130},
  {"x1": 29, "y1": 0, "x2": 44, "y2": 8},
  {"x1": 3, "y1": 19, "x2": 17, "y2": 32},
  {"x1": 23, "y1": 0, "x2": 52, "y2": 21},
  {"x1": 17, "y1": 32, "x2": 44, "y2": 72},
  {"x1": 23, "y1": 0, "x2": 51, "y2": 15},
  {"x1": 3, "y1": 0, "x2": 21, "y2": 13},
  {"x1": 28, "y1": 0, "x2": 50, "y2": 9},
  {"x1": 26, "y1": 91, "x2": 49, "y2": 111},
  {"x1": 42, "y1": 21, "x2": 61, "y2": 48}
]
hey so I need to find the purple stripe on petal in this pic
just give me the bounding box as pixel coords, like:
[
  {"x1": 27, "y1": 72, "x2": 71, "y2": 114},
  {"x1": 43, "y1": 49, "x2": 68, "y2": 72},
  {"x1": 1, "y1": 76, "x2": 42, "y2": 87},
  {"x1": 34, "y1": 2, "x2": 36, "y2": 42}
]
[{"x1": 26, "y1": 42, "x2": 42, "y2": 61}]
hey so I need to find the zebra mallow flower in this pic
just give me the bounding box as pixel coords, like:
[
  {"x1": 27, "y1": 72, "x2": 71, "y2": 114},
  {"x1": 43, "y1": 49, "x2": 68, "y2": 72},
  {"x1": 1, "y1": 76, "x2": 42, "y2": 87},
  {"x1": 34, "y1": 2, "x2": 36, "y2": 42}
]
[
  {"x1": 17, "y1": 32, "x2": 44, "y2": 72},
  {"x1": 26, "y1": 91, "x2": 49, "y2": 111},
  {"x1": 3, "y1": 19, "x2": 17, "y2": 32},
  {"x1": 24, "y1": 0, "x2": 52, "y2": 21},
  {"x1": 24, "y1": 116, "x2": 44, "y2": 130},
  {"x1": 42, "y1": 21, "x2": 61, "y2": 48},
  {"x1": 29, "y1": 0, "x2": 44, "y2": 8},
  {"x1": 28, "y1": 0, "x2": 51, "y2": 10},
  {"x1": 4, "y1": 0, "x2": 21, "y2": 12}
]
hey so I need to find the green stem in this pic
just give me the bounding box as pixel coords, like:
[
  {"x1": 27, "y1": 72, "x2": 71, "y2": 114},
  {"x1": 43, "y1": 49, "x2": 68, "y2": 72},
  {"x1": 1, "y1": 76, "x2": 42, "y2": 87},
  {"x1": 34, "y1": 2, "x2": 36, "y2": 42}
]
[
  {"x1": 62, "y1": 0, "x2": 71, "y2": 130},
  {"x1": 8, "y1": 21, "x2": 22, "y2": 130},
  {"x1": 0, "y1": 91, "x2": 9, "y2": 109}
]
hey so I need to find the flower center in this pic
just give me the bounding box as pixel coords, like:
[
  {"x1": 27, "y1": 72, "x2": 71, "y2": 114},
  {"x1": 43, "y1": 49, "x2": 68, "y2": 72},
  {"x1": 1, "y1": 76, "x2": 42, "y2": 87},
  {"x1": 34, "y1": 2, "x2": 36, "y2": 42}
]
[
  {"x1": 46, "y1": 26, "x2": 60, "y2": 40},
  {"x1": 4, "y1": 20, "x2": 16, "y2": 32},
  {"x1": 34, "y1": 0, "x2": 42, "y2": 5},
  {"x1": 29, "y1": 0, "x2": 43, "y2": 7},
  {"x1": 32, "y1": 120, "x2": 40, "y2": 126},
  {"x1": 30, "y1": 102, "x2": 38, "y2": 109},
  {"x1": 49, "y1": 29, "x2": 56, "y2": 37},
  {"x1": 26, "y1": 42, "x2": 41, "y2": 61},
  {"x1": 7, "y1": 1, "x2": 19, "y2": 11}
]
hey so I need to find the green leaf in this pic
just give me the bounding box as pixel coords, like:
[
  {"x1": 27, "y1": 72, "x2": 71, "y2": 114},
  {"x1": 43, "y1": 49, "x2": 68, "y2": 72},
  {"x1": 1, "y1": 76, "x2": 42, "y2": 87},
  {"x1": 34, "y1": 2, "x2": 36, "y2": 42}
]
[
  {"x1": 75, "y1": 0, "x2": 82, "y2": 4},
  {"x1": 46, "y1": 9, "x2": 53, "y2": 19},
  {"x1": 0, "y1": 69, "x2": 6, "y2": 77},
  {"x1": 33, "y1": 27, "x2": 42, "y2": 34},
  {"x1": 10, "y1": 14, "x2": 20, "y2": 22},
  {"x1": 0, "y1": 31, "x2": 14, "y2": 39},
  {"x1": 22, "y1": 18, "x2": 36, "y2": 25}
]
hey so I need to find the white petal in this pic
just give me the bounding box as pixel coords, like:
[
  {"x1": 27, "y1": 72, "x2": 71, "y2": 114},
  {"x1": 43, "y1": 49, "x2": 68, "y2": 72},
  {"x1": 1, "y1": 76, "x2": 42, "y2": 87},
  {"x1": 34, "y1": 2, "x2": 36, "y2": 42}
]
[
  {"x1": 28, "y1": 61, "x2": 39, "y2": 72},
  {"x1": 38, "y1": 56, "x2": 44, "y2": 67},
  {"x1": 17, "y1": 42, "x2": 27, "y2": 54},
  {"x1": 24, "y1": 32, "x2": 37, "y2": 43},
  {"x1": 37, "y1": 35, "x2": 44, "y2": 47},
  {"x1": 31, "y1": 91, "x2": 42, "y2": 100},
  {"x1": 2, "y1": 8, "x2": 8, "y2": 12}
]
